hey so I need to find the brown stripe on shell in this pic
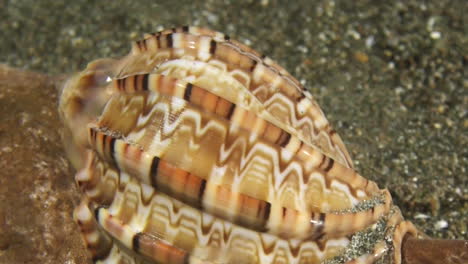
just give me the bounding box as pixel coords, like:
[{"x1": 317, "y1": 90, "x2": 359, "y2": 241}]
[
  {"x1": 324, "y1": 158, "x2": 335, "y2": 172},
  {"x1": 96, "y1": 207, "x2": 190, "y2": 264},
  {"x1": 133, "y1": 232, "x2": 189, "y2": 264},
  {"x1": 149, "y1": 156, "x2": 160, "y2": 188}
]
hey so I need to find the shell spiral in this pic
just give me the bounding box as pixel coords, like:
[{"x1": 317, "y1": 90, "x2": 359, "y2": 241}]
[{"x1": 59, "y1": 27, "x2": 418, "y2": 264}]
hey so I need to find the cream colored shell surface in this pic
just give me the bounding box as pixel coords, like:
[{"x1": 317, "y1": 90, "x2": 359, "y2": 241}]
[{"x1": 59, "y1": 27, "x2": 418, "y2": 264}]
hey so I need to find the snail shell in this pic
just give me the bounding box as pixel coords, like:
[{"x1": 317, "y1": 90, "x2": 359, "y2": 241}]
[{"x1": 59, "y1": 26, "x2": 418, "y2": 264}]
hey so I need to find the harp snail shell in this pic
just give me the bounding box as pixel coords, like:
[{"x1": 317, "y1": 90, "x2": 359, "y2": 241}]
[{"x1": 59, "y1": 26, "x2": 419, "y2": 264}]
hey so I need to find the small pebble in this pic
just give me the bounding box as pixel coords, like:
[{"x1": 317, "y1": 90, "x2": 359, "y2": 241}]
[
  {"x1": 414, "y1": 213, "x2": 430, "y2": 219},
  {"x1": 435, "y1": 220, "x2": 448, "y2": 230},
  {"x1": 354, "y1": 51, "x2": 369, "y2": 63},
  {"x1": 1, "y1": 146, "x2": 13, "y2": 153},
  {"x1": 430, "y1": 31, "x2": 441, "y2": 39}
]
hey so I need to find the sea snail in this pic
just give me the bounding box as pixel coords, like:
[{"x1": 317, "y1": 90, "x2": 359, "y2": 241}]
[{"x1": 58, "y1": 26, "x2": 464, "y2": 264}]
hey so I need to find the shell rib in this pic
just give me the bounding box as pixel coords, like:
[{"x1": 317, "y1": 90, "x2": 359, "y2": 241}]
[
  {"x1": 59, "y1": 26, "x2": 419, "y2": 264},
  {"x1": 130, "y1": 28, "x2": 353, "y2": 169}
]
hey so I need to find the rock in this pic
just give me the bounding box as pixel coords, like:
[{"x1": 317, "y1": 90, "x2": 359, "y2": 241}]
[{"x1": 0, "y1": 65, "x2": 90, "y2": 263}]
